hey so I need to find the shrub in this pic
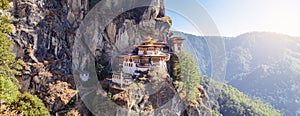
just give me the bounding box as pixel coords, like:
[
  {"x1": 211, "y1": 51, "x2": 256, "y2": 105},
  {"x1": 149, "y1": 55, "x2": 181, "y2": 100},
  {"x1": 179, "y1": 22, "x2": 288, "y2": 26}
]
[
  {"x1": 0, "y1": 75, "x2": 19, "y2": 103},
  {"x1": 9, "y1": 93, "x2": 49, "y2": 116}
]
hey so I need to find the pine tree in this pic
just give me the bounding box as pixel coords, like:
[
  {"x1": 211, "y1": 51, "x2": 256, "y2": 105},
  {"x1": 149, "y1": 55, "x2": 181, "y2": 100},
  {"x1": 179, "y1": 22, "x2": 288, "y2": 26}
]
[
  {"x1": 0, "y1": 1, "x2": 49, "y2": 115},
  {"x1": 175, "y1": 52, "x2": 201, "y2": 103},
  {"x1": 0, "y1": 0, "x2": 21, "y2": 103}
]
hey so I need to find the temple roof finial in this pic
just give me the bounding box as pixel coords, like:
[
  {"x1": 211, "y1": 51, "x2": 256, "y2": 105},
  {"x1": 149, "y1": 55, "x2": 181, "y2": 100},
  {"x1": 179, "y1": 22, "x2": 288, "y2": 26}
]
[{"x1": 146, "y1": 36, "x2": 152, "y2": 42}]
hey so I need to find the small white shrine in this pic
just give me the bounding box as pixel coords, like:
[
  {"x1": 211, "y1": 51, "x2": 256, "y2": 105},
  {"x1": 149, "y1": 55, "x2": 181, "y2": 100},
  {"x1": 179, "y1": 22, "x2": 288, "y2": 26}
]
[{"x1": 171, "y1": 36, "x2": 185, "y2": 52}]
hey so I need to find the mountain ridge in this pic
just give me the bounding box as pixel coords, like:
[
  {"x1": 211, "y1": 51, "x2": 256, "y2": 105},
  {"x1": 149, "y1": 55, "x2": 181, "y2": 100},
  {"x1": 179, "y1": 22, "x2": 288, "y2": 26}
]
[
  {"x1": 176, "y1": 30, "x2": 300, "y2": 116},
  {"x1": 0, "y1": 0, "x2": 283, "y2": 115}
]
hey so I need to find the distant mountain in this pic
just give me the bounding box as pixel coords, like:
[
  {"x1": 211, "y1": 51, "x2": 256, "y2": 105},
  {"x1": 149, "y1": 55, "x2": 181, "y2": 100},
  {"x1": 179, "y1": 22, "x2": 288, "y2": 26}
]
[{"x1": 174, "y1": 31, "x2": 300, "y2": 116}]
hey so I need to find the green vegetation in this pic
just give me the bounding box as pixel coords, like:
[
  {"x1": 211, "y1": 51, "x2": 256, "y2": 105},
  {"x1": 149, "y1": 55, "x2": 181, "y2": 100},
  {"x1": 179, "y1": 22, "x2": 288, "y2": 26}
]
[
  {"x1": 0, "y1": 74, "x2": 19, "y2": 103},
  {"x1": 172, "y1": 51, "x2": 280, "y2": 115},
  {"x1": 179, "y1": 31, "x2": 299, "y2": 115},
  {"x1": 225, "y1": 33, "x2": 300, "y2": 116},
  {"x1": 201, "y1": 76, "x2": 282, "y2": 116},
  {"x1": 9, "y1": 93, "x2": 49, "y2": 116},
  {"x1": 174, "y1": 52, "x2": 201, "y2": 103},
  {"x1": 0, "y1": 0, "x2": 49, "y2": 115},
  {"x1": 0, "y1": 0, "x2": 20, "y2": 103},
  {"x1": 0, "y1": 0, "x2": 10, "y2": 10}
]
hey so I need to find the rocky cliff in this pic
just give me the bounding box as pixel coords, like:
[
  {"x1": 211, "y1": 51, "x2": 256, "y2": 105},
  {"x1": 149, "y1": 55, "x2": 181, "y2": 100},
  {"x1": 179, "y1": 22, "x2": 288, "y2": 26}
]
[
  {"x1": 10, "y1": 0, "x2": 90, "y2": 114},
  {"x1": 9, "y1": 0, "x2": 211, "y2": 115}
]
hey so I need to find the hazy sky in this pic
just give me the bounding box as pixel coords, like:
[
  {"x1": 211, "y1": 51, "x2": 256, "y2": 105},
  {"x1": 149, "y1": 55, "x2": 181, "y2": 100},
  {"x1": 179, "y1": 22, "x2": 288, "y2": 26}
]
[{"x1": 165, "y1": 0, "x2": 300, "y2": 37}]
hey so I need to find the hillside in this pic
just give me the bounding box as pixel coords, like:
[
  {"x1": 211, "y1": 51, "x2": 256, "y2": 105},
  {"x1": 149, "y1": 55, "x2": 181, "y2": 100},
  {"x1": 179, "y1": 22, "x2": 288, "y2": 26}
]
[
  {"x1": 201, "y1": 76, "x2": 281, "y2": 116},
  {"x1": 0, "y1": 0, "x2": 282, "y2": 115},
  {"x1": 175, "y1": 31, "x2": 300, "y2": 116}
]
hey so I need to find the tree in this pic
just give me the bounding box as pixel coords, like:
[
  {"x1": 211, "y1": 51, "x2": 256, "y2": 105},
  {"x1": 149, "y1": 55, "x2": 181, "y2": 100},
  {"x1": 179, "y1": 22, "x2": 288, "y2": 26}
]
[
  {"x1": 0, "y1": 0, "x2": 21, "y2": 103},
  {"x1": 0, "y1": 1, "x2": 49, "y2": 115},
  {"x1": 0, "y1": 0, "x2": 10, "y2": 10},
  {"x1": 175, "y1": 52, "x2": 201, "y2": 103},
  {"x1": 9, "y1": 93, "x2": 49, "y2": 116}
]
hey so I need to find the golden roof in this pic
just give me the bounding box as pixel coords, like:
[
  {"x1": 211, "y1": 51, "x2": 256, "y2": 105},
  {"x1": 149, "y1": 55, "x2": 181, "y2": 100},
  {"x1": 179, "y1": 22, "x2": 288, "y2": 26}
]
[{"x1": 136, "y1": 36, "x2": 167, "y2": 47}]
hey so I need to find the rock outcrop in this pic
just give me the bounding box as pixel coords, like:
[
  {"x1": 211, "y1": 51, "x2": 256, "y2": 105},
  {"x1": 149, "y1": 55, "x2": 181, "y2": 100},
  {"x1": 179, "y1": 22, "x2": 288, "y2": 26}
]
[
  {"x1": 9, "y1": 0, "x2": 212, "y2": 115},
  {"x1": 10, "y1": 0, "x2": 88, "y2": 114}
]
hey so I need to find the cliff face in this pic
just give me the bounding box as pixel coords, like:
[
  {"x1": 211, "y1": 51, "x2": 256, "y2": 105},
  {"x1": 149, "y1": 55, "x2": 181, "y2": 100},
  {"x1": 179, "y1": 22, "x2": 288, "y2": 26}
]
[
  {"x1": 10, "y1": 0, "x2": 89, "y2": 114},
  {"x1": 9, "y1": 0, "x2": 211, "y2": 115},
  {"x1": 12, "y1": 0, "x2": 88, "y2": 62}
]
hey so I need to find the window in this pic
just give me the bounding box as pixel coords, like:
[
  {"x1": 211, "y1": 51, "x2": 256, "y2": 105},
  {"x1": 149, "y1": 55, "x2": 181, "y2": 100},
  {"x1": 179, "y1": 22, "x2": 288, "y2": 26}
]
[{"x1": 148, "y1": 47, "x2": 154, "y2": 51}]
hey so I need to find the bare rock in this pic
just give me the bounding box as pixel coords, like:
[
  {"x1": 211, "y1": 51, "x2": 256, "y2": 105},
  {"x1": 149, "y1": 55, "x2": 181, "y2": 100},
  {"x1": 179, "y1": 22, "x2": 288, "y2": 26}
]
[
  {"x1": 33, "y1": 76, "x2": 40, "y2": 84},
  {"x1": 46, "y1": 81, "x2": 78, "y2": 111},
  {"x1": 9, "y1": 0, "x2": 213, "y2": 115}
]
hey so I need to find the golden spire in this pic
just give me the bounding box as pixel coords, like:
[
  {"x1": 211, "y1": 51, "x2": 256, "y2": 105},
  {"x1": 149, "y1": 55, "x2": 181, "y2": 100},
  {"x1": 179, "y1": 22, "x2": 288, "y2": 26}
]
[
  {"x1": 145, "y1": 36, "x2": 158, "y2": 44},
  {"x1": 146, "y1": 36, "x2": 152, "y2": 42}
]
